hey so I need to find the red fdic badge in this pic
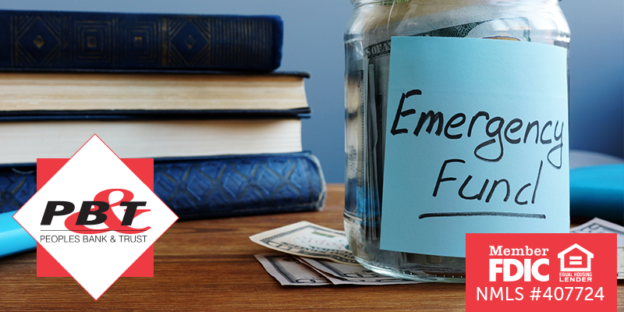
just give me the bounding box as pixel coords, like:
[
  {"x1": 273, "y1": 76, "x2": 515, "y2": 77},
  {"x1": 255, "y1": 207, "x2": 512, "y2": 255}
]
[
  {"x1": 36, "y1": 158, "x2": 154, "y2": 277},
  {"x1": 466, "y1": 233, "x2": 616, "y2": 312}
]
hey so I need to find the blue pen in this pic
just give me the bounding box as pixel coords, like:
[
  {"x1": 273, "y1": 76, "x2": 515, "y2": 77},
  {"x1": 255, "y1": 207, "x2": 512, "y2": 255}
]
[{"x1": 0, "y1": 211, "x2": 36, "y2": 258}]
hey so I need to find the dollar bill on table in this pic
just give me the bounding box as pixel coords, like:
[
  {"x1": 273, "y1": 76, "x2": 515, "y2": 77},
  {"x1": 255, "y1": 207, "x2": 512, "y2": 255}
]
[
  {"x1": 296, "y1": 256, "x2": 423, "y2": 285},
  {"x1": 570, "y1": 218, "x2": 624, "y2": 279},
  {"x1": 570, "y1": 218, "x2": 624, "y2": 245},
  {"x1": 254, "y1": 254, "x2": 330, "y2": 286},
  {"x1": 250, "y1": 221, "x2": 358, "y2": 265},
  {"x1": 255, "y1": 254, "x2": 421, "y2": 286},
  {"x1": 618, "y1": 247, "x2": 624, "y2": 280}
]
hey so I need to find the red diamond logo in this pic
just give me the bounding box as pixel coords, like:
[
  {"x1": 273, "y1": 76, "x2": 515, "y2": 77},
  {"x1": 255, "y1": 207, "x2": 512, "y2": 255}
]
[{"x1": 13, "y1": 135, "x2": 178, "y2": 300}]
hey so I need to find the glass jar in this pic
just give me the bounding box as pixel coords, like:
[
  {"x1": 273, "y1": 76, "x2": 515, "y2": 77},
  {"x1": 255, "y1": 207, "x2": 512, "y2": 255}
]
[{"x1": 344, "y1": 0, "x2": 570, "y2": 283}]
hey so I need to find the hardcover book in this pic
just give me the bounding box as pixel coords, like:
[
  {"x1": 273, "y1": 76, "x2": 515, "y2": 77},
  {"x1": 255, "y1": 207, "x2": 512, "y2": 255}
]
[
  {"x1": 0, "y1": 71, "x2": 310, "y2": 115},
  {"x1": 0, "y1": 10, "x2": 283, "y2": 71},
  {"x1": 0, "y1": 117, "x2": 303, "y2": 165},
  {"x1": 0, "y1": 152, "x2": 326, "y2": 219}
]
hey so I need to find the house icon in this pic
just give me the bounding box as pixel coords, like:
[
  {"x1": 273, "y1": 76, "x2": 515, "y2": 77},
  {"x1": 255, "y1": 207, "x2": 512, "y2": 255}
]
[{"x1": 557, "y1": 244, "x2": 594, "y2": 272}]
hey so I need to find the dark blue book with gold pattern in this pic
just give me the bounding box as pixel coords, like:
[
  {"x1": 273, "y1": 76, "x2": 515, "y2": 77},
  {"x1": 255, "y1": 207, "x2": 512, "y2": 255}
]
[
  {"x1": 0, "y1": 10, "x2": 283, "y2": 71},
  {"x1": 0, "y1": 152, "x2": 326, "y2": 220},
  {"x1": 0, "y1": 152, "x2": 325, "y2": 257}
]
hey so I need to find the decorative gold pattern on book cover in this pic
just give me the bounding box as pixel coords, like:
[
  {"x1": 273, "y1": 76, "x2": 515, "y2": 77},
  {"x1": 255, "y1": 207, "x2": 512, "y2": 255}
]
[
  {"x1": 5, "y1": 11, "x2": 282, "y2": 70},
  {"x1": 0, "y1": 153, "x2": 325, "y2": 219}
]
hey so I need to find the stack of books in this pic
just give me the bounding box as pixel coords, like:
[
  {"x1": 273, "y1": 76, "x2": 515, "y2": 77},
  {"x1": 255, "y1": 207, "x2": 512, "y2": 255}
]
[{"x1": 0, "y1": 10, "x2": 326, "y2": 220}]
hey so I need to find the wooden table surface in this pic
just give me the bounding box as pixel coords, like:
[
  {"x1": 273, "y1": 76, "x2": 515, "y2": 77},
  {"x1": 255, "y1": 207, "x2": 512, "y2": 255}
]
[{"x1": 1, "y1": 184, "x2": 623, "y2": 311}]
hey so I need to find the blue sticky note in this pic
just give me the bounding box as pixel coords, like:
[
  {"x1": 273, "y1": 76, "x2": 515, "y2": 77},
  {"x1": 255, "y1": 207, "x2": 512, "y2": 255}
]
[
  {"x1": 0, "y1": 211, "x2": 36, "y2": 258},
  {"x1": 380, "y1": 37, "x2": 569, "y2": 257}
]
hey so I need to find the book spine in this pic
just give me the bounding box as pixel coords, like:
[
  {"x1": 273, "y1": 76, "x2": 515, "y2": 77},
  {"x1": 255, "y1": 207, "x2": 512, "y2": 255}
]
[
  {"x1": 0, "y1": 10, "x2": 283, "y2": 71},
  {"x1": 0, "y1": 152, "x2": 326, "y2": 219}
]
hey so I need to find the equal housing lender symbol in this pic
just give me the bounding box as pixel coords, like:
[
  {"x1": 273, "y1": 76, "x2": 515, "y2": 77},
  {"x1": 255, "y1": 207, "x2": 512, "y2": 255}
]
[{"x1": 13, "y1": 135, "x2": 178, "y2": 300}]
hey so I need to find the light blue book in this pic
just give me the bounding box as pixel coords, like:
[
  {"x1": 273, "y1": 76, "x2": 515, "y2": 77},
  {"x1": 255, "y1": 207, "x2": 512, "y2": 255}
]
[{"x1": 570, "y1": 164, "x2": 624, "y2": 224}]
